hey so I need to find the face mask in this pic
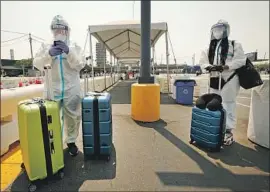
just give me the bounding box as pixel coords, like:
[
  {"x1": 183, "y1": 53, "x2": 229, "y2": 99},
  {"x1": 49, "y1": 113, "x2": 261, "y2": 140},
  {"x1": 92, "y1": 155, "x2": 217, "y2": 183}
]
[
  {"x1": 213, "y1": 30, "x2": 224, "y2": 40},
  {"x1": 212, "y1": 26, "x2": 225, "y2": 40},
  {"x1": 54, "y1": 34, "x2": 67, "y2": 42}
]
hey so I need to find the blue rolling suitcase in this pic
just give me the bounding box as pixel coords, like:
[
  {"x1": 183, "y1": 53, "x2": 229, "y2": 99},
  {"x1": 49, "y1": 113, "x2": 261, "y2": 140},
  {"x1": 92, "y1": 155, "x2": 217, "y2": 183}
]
[
  {"x1": 81, "y1": 73, "x2": 112, "y2": 161},
  {"x1": 189, "y1": 107, "x2": 226, "y2": 152},
  {"x1": 189, "y1": 71, "x2": 226, "y2": 152}
]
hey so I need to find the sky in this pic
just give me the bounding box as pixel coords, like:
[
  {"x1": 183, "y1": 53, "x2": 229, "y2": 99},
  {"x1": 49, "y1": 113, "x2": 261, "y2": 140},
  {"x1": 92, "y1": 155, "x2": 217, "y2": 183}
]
[{"x1": 1, "y1": 1, "x2": 269, "y2": 65}]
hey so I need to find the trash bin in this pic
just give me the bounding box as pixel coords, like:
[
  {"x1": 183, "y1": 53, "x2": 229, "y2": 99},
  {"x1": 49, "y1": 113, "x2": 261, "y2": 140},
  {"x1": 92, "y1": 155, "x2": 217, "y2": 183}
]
[{"x1": 174, "y1": 79, "x2": 196, "y2": 105}]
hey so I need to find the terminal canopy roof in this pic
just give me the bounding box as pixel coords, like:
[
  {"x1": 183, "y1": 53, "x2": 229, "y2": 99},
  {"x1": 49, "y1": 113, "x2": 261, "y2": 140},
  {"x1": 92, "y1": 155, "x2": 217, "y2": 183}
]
[
  {"x1": 88, "y1": 20, "x2": 167, "y2": 60},
  {"x1": 119, "y1": 59, "x2": 140, "y2": 66}
]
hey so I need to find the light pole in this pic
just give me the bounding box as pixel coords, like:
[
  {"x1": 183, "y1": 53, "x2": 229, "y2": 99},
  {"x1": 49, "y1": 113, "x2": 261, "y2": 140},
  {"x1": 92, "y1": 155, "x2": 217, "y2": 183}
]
[{"x1": 138, "y1": 0, "x2": 154, "y2": 84}]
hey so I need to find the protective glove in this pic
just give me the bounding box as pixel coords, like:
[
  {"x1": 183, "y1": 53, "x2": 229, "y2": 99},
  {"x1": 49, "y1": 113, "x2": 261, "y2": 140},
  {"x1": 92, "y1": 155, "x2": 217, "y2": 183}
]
[
  {"x1": 55, "y1": 41, "x2": 69, "y2": 54},
  {"x1": 205, "y1": 66, "x2": 213, "y2": 71},
  {"x1": 211, "y1": 65, "x2": 223, "y2": 72},
  {"x1": 49, "y1": 46, "x2": 62, "y2": 57}
]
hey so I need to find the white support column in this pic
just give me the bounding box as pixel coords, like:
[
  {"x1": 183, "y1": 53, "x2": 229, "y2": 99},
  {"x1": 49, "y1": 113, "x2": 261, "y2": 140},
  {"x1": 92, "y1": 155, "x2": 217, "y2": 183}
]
[
  {"x1": 88, "y1": 26, "x2": 95, "y2": 91},
  {"x1": 152, "y1": 46, "x2": 155, "y2": 75},
  {"x1": 114, "y1": 57, "x2": 116, "y2": 81},
  {"x1": 165, "y1": 30, "x2": 170, "y2": 94},
  {"x1": 104, "y1": 44, "x2": 106, "y2": 89},
  {"x1": 116, "y1": 59, "x2": 121, "y2": 80},
  {"x1": 116, "y1": 58, "x2": 118, "y2": 75},
  {"x1": 110, "y1": 53, "x2": 113, "y2": 83}
]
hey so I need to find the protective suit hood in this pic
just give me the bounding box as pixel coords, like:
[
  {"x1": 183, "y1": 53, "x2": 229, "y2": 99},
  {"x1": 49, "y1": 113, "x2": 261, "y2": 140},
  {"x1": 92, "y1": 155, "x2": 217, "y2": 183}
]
[
  {"x1": 50, "y1": 15, "x2": 71, "y2": 45},
  {"x1": 210, "y1": 19, "x2": 230, "y2": 40}
]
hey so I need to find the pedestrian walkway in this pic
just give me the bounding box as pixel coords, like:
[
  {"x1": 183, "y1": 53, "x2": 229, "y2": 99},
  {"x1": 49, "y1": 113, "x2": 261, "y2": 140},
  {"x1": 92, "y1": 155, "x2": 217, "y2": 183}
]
[
  {"x1": 3, "y1": 80, "x2": 269, "y2": 191},
  {"x1": 108, "y1": 79, "x2": 175, "y2": 104}
]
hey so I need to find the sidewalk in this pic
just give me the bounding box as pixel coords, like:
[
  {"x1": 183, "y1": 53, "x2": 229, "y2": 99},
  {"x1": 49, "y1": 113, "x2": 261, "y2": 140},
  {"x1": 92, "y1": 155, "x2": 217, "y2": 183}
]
[{"x1": 4, "y1": 80, "x2": 269, "y2": 191}]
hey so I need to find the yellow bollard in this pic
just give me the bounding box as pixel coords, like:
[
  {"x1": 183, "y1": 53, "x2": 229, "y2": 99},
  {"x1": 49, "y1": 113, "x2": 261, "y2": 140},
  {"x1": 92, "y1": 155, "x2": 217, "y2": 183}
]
[{"x1": 131, "y1": 83, "x2": 160, "y2": 122}]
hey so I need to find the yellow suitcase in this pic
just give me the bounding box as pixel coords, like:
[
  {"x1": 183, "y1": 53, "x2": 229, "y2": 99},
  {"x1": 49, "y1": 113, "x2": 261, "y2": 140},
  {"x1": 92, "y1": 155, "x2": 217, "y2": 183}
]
[{"x1": 18, "y1": 65, "x2": 64, "y2": 192}]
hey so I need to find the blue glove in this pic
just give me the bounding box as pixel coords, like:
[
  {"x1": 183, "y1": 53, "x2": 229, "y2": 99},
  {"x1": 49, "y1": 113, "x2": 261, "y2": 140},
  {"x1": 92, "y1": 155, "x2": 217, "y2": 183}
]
[
  {"x1": 55, "y1": 41, "x2": 69, "y2": 54},
  {"x1": 49, "y1": 46, "x2": 62, "y2": 57}
]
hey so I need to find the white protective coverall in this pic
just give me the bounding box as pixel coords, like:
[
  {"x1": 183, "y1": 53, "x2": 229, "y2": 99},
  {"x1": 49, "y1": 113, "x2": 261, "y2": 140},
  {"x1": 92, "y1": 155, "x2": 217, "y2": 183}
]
[
  {"x1": 199, "y1": 20, "x2": 247, "y2": 130},
  {"x1": 33, "y1": 15, "x2": 85, "y2": 144}
]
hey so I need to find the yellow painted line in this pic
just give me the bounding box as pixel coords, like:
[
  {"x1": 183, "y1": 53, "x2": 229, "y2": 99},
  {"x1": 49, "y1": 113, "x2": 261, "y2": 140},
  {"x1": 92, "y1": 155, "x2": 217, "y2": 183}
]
[{"x1": 0, "y1": 144, "x2": 22, "y2": 191}]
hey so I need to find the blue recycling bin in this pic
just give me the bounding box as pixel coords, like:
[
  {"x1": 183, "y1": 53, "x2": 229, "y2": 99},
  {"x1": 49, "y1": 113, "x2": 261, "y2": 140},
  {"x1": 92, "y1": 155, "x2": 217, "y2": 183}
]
[{"x1": 174, "y1": 79, "x2": 196, "y2": 105}]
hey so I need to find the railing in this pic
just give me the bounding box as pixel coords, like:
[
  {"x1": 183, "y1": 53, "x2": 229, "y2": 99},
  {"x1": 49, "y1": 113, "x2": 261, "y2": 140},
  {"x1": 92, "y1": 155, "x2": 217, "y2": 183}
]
[{"x1": 0, "y1": 75, "x2": 119, "y2": 156}]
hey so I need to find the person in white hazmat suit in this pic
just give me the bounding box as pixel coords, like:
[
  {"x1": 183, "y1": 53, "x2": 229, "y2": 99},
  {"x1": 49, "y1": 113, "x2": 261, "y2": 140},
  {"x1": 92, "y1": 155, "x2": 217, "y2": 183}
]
[
  {"x1": 199, "y1": 20, "x2": 247, "y2": 146},
  {"x1": 33, "y1": 15, "x2": 85, "y2": 156}
]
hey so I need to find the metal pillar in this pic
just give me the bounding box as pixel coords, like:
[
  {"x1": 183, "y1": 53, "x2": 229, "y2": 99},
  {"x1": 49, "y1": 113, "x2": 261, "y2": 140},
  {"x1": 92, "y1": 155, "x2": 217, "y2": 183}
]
[
  {"x1": 114, "y1": 57, "x2": 116, "y2": 81},
  {"x1": 110, "y1": 53, "x2": 113, "y2": 83},
  {"x1": 110, "y1": 53, "x2": 113, "y2": 74},
  {"x1": 138, "y1": 0, "x2": 154, "y2": 84},
  {"x1": 103, "y1": 43, "x2": 106, "y2": 89},
  {"x1": 165, "y1": 30, "x2": 170, "y2": 94},
  {"x1": 116, "y1": 58, "x2": 117, "y2": 80},
  {"x1": 116, "y1": 59, "x2": 118, "y2": 78},
  {"x1": 29, "y1": 33, "x2": 34, "y2": 70},
  {"x1": 88, "y1": 26, "x2": 95, "y2": 91},
  {"x1": 152, "y1": 46, "x2": 155, "y2": 75}
]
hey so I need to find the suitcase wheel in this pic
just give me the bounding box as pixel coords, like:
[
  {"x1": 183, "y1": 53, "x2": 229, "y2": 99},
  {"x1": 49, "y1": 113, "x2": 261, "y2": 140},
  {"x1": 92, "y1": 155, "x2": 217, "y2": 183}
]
[
  {"x1": 189, "y1": 139, "x2": 194, "y2": 144},
  {"x1": 57, "y1": 170, "x2": 65, "y2": 179},
  {"x1": 21, "y1": 163, "x2": 25, "y2": 170},
  {"x1": 28, "y1": 183, "x2": 37, "y2": 192}
]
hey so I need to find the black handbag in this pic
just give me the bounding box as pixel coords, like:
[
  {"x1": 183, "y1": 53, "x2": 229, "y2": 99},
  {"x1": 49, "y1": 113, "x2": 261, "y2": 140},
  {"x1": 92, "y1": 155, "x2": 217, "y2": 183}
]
[
  {"x1": 210, "y1": 77, "x2": 226, "y2": 90},
  {"x1": 231, "y1": 41, "x2": 263, "y2": 89}
]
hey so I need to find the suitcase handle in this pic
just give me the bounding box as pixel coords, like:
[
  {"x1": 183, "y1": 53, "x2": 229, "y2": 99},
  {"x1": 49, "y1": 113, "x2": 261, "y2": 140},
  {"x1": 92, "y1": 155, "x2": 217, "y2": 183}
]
[
  {"x1": 84, "y1": 55, "x2": 95, "y2": 96},
  {"x1": 44, "y1": 64, "x2": 54, "y2": 100},
  {"x1": 100, "y1": 110, "x2": 107, "y2": 113},
  {"x1": 50, "y1": 142, "x2": 55, "y2": 154},
  {"x1": 208, "y1": 71, "x2": 222, "y2": 93},
  {"x1": 23, "y1": 98, "x2": 45, "y2": 105},
  {"x1": 49, "y1": 130, "x2": 55, "y2": 154}
]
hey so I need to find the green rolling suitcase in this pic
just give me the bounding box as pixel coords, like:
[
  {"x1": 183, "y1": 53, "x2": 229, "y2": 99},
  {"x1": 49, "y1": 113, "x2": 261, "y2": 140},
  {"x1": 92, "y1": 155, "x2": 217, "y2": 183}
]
[{"x1": 18, "y1": 65, "x2": 64, "y2": 192}]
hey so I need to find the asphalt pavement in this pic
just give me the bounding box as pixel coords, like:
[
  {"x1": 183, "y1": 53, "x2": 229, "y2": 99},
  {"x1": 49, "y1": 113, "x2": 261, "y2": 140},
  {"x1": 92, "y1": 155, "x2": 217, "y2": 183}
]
[{"x1": 7, "y1": 80, "x2": 269, "y2": 192}]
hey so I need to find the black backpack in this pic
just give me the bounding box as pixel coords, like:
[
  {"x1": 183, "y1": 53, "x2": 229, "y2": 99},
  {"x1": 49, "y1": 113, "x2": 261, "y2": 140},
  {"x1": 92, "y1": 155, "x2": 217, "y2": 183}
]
[{"x1": 231, "y1": 41, "x2": 263, "y2": 89}]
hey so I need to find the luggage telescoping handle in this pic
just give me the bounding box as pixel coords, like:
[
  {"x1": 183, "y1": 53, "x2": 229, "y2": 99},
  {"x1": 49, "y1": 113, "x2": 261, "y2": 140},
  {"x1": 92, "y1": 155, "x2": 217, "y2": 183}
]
[
  {"x1": 83, "y1": 69, "x2": 89, "y2": 97},
  {"x1": 218, "y1": 71, "x2": 222, "y2": 91},
  {"x1": 207, "y1": 70, "x2": 222, "y2": 93},
  {"x1": 83, "y1": 68, "x2": 103, "y2": 96},
  {"x1": 44, "y1": 64, "x2": 54, "y2": 100},
  {"x1": 207, "y1": 73, "x2": 211, "y2": 94}
]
